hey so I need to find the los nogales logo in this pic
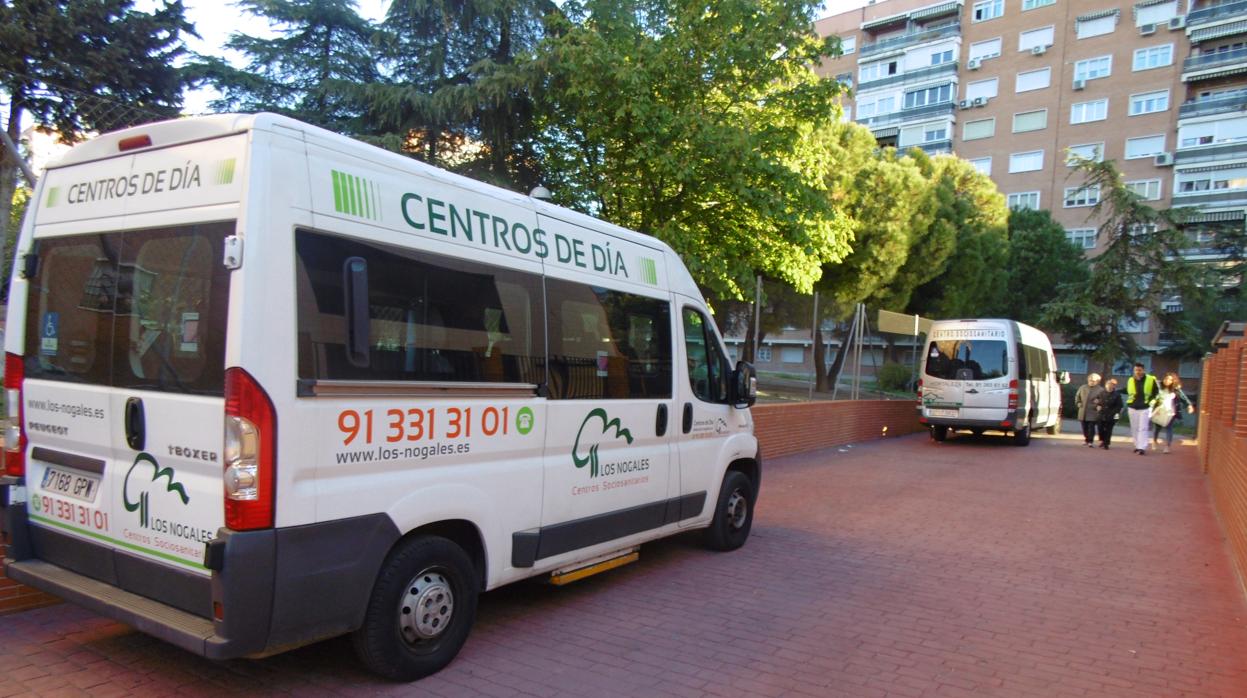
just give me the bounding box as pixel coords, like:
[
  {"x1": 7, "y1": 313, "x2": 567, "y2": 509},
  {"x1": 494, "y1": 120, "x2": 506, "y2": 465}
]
[
  {"x1": 572, "y1": 408, "x2": 633, "y2": 478},
  {"x1": 123, "y1": 452, "x2": 189, "y2": 528}
]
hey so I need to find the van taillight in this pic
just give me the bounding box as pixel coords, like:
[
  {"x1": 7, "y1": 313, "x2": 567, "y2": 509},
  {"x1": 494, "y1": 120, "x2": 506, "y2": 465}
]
[
  {"x1": 4, "y1": 353, "x2": 25, "y2": 477},
  {"x1": 916, "y1": 378, "x2": 923, "y2": 402},
  {"x1": 1007, "y1": 379, "x2": 1019, "y2": 411},
  {"x1": 223, "y1": 368, "x2": 276, "y2": 530}
]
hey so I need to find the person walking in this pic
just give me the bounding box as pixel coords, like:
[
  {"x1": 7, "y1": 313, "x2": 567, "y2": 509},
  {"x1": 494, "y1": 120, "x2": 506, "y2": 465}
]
[
  {"x1": 1074, "y1": 373, "x2": 1105, "y2": 447},
  {"x1": 1097, "y1": 378, "x2": 1123, "y2": 449},
  {"x1": 1151, "y1": 372, "x2": 1194, "y2": 454},
  {"x1": 1125, "y1": 363, "x2": 1160, "y2": 455}
]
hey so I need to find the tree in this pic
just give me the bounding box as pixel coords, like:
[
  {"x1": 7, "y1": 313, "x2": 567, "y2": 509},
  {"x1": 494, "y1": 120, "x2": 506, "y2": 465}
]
[
  {"x1": 1001, "y1": 208, "x2": 1089, "y2": 329},
  {"x1": 0, "y1": 0, "x2": 191, "y2": 261},
  {"x1": 187, "y1": 0, "x2": 379, "y2": 133},
  {"x1": 1041, "y1": 157, "x2": 1202, "y2": 367},
  {"x1": 368, "y1": 0, "x2": 554, "y2": 190},
  {"x1": 530, "y1": 0, "x2": 854, "y2": 300}
]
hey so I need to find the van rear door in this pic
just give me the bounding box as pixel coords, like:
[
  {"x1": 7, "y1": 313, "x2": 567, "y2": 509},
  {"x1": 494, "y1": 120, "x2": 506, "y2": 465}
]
[
  {"x1": 923, "y1": 330, "x2": 1012, "y2": 422},
  {"x1": 21, "y1": 223, "x2": 232, "y2": 609}
]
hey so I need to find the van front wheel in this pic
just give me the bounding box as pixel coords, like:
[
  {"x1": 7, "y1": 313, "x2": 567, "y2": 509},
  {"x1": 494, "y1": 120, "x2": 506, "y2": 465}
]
[
  {"x1": 353, "y1": 535, "x2": 478, "y2": 682},
  {"x1": 703, "y1": 471, "x2": 754, "y2": 551}
]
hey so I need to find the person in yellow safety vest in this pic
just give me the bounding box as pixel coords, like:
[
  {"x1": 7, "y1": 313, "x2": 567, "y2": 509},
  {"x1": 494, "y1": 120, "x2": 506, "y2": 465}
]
[{"x1": 1125, "y1": 363, "x2": 1160, "y2": 455}]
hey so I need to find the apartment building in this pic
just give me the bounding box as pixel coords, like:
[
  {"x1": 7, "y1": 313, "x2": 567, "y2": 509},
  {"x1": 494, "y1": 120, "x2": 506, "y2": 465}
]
[{"x1": 813, "y1": 0, "x2": 1244, "y2": 384}]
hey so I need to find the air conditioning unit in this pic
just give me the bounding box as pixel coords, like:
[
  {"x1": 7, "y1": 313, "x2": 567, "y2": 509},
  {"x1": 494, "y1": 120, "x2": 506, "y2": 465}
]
[
  {"x1": 959, "y1": 99, "x2": 971, "y2": 109},
  {"x1": 1031, "y1": 44, "x2": 1048, "y2": 56},
  {"x1": 972, "y1": 96, "x2": 986, "y2": 107},
  {"x1": 1154, "y1": 152, "x2": 1174, "y2": 166},
  {"x1": 1139, "y1": 23, "x2": 1156, "y2": 36},
  {"x1": 967, "y1": 58, "x2": 981, "y2": 70},
  {"x1": 1168, "y1": 15, "x2": 1186, "y2": 30},
  {"x1": 1073, "y1": 79, "x2": 1086, "y2": 91}
]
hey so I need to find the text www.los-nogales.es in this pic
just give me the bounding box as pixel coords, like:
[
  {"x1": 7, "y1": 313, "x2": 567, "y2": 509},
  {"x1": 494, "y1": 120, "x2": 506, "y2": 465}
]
[{"x1": 335, "y1": 441, "x2": 471, "y2": 465}]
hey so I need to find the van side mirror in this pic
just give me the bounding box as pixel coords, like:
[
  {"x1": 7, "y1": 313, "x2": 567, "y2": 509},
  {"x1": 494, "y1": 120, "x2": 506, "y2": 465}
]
[
  {"x1": 731, "y1": 361, "x2": 757, "y2": 409},
  {"x1": 1059, "y1": 371, "x2": 1071, "y2": 385}
]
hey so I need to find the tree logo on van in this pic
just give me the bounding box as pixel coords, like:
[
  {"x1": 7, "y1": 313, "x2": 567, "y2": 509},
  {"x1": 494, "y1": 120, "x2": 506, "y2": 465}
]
[
  {"x1": 572, "y1": 409, "x2": 634, "y2": 478},
  {"x1": 123, "y1": 453, "x2": 189, "y2": 529}
]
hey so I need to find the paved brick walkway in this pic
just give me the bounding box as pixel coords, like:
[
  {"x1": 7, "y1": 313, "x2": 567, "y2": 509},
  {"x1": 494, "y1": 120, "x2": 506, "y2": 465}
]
[{"x1": 2, "y1": 429, "x2": 1246, "y2": 697}]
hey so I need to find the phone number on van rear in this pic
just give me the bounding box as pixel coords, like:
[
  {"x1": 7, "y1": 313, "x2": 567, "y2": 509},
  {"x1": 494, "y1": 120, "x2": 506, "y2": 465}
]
[{"x1": 337, "y1": 405, "x2": 534, "y2": 446}]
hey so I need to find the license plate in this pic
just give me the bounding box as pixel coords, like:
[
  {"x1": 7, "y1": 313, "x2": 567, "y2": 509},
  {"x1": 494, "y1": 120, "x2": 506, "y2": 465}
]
[
  {"x1": 40, "y1": 467, "x2": 101, "y2": 503},
  {"x1": 928, "y1": 408, "x2": 958, "y2": 418}
]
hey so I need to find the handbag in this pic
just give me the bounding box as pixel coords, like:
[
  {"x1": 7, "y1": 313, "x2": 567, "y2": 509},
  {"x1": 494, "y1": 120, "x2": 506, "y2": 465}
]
[{"x1": 1151, "y1": 400, "x2": 1174, "y2": 427}]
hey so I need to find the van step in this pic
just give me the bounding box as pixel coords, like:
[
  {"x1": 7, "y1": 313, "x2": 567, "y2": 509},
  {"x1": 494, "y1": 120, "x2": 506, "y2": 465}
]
[
  {"x1": 5, "y1": 559, "x2": 217, "y2": 656},
  {"x1": 548, "y1": 549, "x2": 639, "y2": 586}
]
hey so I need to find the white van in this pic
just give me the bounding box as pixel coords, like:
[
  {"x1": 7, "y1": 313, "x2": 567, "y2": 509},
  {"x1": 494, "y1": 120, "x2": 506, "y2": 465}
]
[
  {"x1": 917, "y1": 319, "x2": 1067, "y2": 446},
  {"x1": 0, "y1": 113, "x2": 760, "y2": 680}
]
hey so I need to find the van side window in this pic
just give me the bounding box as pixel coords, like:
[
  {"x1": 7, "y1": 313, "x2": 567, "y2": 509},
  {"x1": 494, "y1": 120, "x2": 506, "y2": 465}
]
[
  {"x1": 295, "y1": 229, "x2": 545, "y2": 384},
  {"x1": 1021, "y1": 344, "x2": 1049, "y2": 381},
  {"x1": 682, "y1": 307, "x2": 729, "y2": 403},
  {"x1": 545, "y1": 279, "x2": 672, "y2": 400}
]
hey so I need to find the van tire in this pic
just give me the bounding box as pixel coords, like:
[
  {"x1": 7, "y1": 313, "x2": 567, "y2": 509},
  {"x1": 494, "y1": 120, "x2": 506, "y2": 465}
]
[
  {"x1": 930, "y1": 425, "x2": 948, "y2": 442},
  {"x1": 703, "y1": 471, "x2": 754, "y2": 551},
  {"x1": 1013, "y1": 426, "x2": 1031, "y2": 447},
  {"x1": 1045, "y1": 422, "x2": 1059, "y2": 435},
  {"x1": 353, "y1": 535, "x2": 478, "y2": 682}
]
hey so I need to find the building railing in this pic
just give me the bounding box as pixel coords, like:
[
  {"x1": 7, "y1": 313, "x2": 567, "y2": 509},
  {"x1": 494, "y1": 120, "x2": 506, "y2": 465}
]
[
  {"x1": 1187, "y1": 0, "x2": 1247, "y2": 25},
  {"x1": 855, "y1": 100, "x2": 955, "y2": 128},
  {"x1": 860, "y1": 24, "x2": 961, "y2": 57},
  {"x1": 916, "y1": 139, "x2": 953, "y2": 153},
  {"x1": 1182, "y1": 45, "x2": 1247, "y2": 72},
  {"x1": 1179, "y1": 88, "x2": 1247, "y2": 118},
  {"x1": 856, "y1": 62, "x2": 958, "y2": 93},
  {"x1": 1170, "y1": 189, "x2": 1247, "y2": 206},
  {"x1": 1173, "y1": 139, "x2": 1247, "y2": 164}
]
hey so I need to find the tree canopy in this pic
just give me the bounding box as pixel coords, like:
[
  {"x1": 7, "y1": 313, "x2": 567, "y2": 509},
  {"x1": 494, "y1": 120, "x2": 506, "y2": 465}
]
[{"x1": 1002, "y1": 207, "x2": 1089, "y2": 329}]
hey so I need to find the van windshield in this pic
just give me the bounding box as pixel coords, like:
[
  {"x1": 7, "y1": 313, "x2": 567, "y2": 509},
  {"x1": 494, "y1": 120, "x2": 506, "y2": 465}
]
[
  {"x1": 23, "y1": 223, "x2": 232, "y2": 396},
  {"x1": 924, "y1": 339, "x2": 1008, "y2": 381}
]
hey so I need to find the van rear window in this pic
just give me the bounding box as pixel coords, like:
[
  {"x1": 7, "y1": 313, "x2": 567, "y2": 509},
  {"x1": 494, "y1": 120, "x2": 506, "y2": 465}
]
[
  {"x1": 924, "y1": 339, "x2": 1008, "y2": 381},
  {"x1": 23, "y1": 223, "x2": 232, "y2": 396}
]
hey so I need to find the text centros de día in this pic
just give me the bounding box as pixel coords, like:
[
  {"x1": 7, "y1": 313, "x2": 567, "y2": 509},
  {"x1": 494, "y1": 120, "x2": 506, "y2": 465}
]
[
  {"x1": 64, "y1": 162, "x2": 204, "y2": 205},
  {"x1": 400, "y1": 191, "x2": 631, "y2": 279},
  {"x1": 931, "y1": 328, "x2": 1007, "y2": 339}
]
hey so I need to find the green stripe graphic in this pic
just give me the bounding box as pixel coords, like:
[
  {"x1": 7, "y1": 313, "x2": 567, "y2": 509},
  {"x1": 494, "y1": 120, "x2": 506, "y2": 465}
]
[
  {"x1": 330, "y1": 170, "x2": 381, "y2": 220},
  {"x1": 639, "y1": 258, "x2": 658, "y2": 285},
  {"x1": 214, "y1": 158, "x2": 236, "y2": 185},
  {"x1": 46, "y1": 186, "x2": 60, "y2": 207}
]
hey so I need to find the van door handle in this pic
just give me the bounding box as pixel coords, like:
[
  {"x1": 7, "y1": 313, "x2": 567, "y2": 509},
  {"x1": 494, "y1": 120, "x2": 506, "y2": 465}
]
[
  {"x1": 682, "y1": 403, "x2": 693, "y2": 434},
  {"x1": 656, "y1": 404, "x2": 668, "y2": 437},
  {"x1": 125, "y1": 397, "x2": 146, "y2": 451}
]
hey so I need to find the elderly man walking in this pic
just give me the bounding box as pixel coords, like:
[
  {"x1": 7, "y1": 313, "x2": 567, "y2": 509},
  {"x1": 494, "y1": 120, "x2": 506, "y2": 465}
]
[{"x1": 1125, "y1": 363, "x2": 1160, "y2": 455}]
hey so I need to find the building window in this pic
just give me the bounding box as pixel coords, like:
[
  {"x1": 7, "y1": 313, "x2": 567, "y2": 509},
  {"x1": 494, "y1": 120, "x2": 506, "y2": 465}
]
[
  {"x1": 1076, "y1": 13, "x2": 1118, "y2": 40},
  {"x1": 974, "y1": 0, "x2": 1004, "y2": 22},
  {"x1": 841, "y1": 36, "x2": 856, "y2": 55},
  {"x1": 757, "y1": 345, "x2": 772, "y2": 362},
  {"x1": 1056, "y1": 353, "x2": 1089, "y2": 373},
  {"x1": 1071, "y1": 99, "x2": 1109, "y2": 124},
  {"x1": 904, "y1": 84, "x2": 953, "y2": 109},
  {"x1": 924, "y1": 125, "x2": 948, "y2": 142},
  {"x1": 1013, "y1": 109, "x2": 1048, "y2": 133},
  {"x1": 966, "y1": 78, "x2": 999, "y2": 101},
  {"x1": 963, "y1": 118, "x2": 996, "y2": 140},
  {"x1": 1063, "y1": 184, "x2": 1101, "y2": 208},
  {"x1": 1126, "y1": 179, "x2": 1163, "y2": 200},
  {"x1": 931, "y1": 49, "x2": 955, "y2": 65},
  {"x1": 1066, "y1": 228, "x2": 1097, "y2": 249},
  {"x1": 1133, "y1": 44, "x2": 1173, "y2": 71},
  {"x1": 859, "y1": 59, "x2": 899, "y2": 82},
  {"x1": 1023, "y1": 0, "x2": 1055, "y2": 9},
  {"x1": 969, "y1": 157, "x2": 992, "y2": 175},
  {"x1": 969, "y1": 37, "x2": 1002, "y2": 61},
  {"x1": 780, "y1": 346, "x2": 804, "y2": 364},
  {"x1": 1065, "y1": 142, "x2": 1104, "y2": 165},
  {"x1": 1125, "y1": 134, "x2": 1165, "y2": 159},
  {"x1": 1179, "y1": 359, "x2": 1201, "y2": 379},
  {"x1": 1074, "y1": 55, "x2": 1113, "y2": 81},
  {"x1": 1019, "y1": 26, "x2": 1055, "y2": 52},
  {"x1": 857, "y1": 95, "x2": 895, "y2": 118},
  {"x1": 1116, "y1": 315, "x2": 1151, "y2": 336},
  {"x1": 1016, "y1": 67, "x2": 1051, "y2": 92},
  {"x1": 1007, "y1": 191, "x2": 1041, "y2": 209},
  {"x1": 1137, "y1": 1, "x2": 1179, "y2": 26},
  {"x1": 1177, "y1": 169, "x2": 1247, "y2": 192},
  {"x1": 1009, "y1": 151, "x2": 1044, "y2": 173},
  {"x1": 1129, "y1": 90, "x2": 1169, "y2": 116}
]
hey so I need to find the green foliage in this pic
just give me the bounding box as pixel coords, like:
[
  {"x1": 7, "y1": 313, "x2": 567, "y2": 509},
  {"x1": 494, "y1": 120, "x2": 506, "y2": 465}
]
[
  {"x1": 187, "y1": 0, "x2": 379, "y2": 133},
  {"x1": 1002, "y1": 208, "x2": 1089, "y2": 328},
  {"x1": 876, "y1": 362, "x2": 911, "y2": 392},
  {"x1": 530, "y1": 0, "x2": 853, "y2": 299}
]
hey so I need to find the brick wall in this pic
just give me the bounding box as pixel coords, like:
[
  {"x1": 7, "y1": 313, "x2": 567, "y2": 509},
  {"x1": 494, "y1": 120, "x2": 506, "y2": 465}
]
[
  {"x1": 0, "y1": 542, "x2": 59, "y2": 615},
  {"x1": 753, "y1": 399, "x2": 924, "y2": 459},
  {"x1": 1197, "y1": 338, "x2": 1247, "y2": 600}
]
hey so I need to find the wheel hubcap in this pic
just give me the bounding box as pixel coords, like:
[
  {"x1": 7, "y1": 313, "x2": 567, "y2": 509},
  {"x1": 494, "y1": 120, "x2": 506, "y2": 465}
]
[
  {"x1": 726, "y1": 489, "x2": 748, "y2": 529},
  {"x1": 399, "y1": 569, "x2": 454, "y2": 644}
]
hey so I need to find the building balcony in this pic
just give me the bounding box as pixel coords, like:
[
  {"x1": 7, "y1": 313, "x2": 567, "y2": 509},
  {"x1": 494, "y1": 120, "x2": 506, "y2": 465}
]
[
  {"x1": 915, "y1": 139, "x2": 953, "y2": 154},
  {"x1": 1170, "y1": 189, "x2": 1247, "y2": 206},
  {"x1": 860, "y1": 24, "x2": 961, "y2": 58},
  {"x1": 1173, "y1": 139, "x2": 1247, "y2": 164},
  {"x1": 1178, "y1": 88, "x2": 1247, "y2": 118},
  {"x1": 1181, "y1": 46, "x2": 1247, "y2": 81},
  {"x1": 856, "y1": 62, "x2": 958, "y2": 93},
  {"x1": 855, "y1": 101, "x2": 955, "y2": 129},
  {"x1": 1187, "y1": 0, "x2": 1247, "y2": 27}
]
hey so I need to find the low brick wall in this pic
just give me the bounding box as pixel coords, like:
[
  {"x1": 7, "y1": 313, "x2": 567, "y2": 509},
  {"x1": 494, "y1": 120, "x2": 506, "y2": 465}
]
[
  {"x1": 753, "y1": 399, "x2": 923, "y2": 459},
  {"x1": 0, "y1": 543, "x2": 59, "y2": 614},
  {"x1": 1198, "y1": 339, "x2": 1247, "y2": 600}
]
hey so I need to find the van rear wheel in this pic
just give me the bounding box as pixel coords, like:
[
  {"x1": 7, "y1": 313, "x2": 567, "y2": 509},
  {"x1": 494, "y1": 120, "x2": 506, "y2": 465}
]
[
  {"x1": 353, "y1": 535, "x2": 478, "y2": 682},
  {"x1": 1013, "y1": 426, "x2": 1031, "y2": 447},
  {"x1": 703, "y1": 471, "x2": 754, "y2": 551},
  {"x1": 930, "y1": 425, "x2": 948, "y2": 442}
]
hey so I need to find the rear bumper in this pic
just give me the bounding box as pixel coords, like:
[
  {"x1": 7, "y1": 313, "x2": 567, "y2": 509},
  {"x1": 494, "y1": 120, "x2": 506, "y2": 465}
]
[
  {"x1": 2, "y1": 484, "x2": 398, "y2": 659},
  {"x1": 920, "y1": 413, "x2": 1023, "y2": 431}
]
